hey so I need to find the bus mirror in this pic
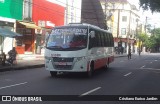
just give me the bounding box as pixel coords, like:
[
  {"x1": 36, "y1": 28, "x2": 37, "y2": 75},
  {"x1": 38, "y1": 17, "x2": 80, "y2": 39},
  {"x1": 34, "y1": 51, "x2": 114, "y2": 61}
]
[{"x1": 90, "y1": 31, "x2": 95, "y2": 38}]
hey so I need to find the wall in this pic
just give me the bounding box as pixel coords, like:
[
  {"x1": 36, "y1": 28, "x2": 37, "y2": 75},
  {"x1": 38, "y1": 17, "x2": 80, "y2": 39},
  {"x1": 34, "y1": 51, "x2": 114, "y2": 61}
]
[
  {"x1": 0, "y1": 0, "x2": 23, "y2": 20},
  {"x1": 32, "y1": 0, "x2": 65, "y2": 28}
]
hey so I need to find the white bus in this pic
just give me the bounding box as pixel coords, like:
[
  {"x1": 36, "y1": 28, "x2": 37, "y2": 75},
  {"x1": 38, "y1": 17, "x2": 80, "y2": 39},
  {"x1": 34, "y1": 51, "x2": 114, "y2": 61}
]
[{"x1": 45, "y1": 23, "x2": 114, "y2": 77}]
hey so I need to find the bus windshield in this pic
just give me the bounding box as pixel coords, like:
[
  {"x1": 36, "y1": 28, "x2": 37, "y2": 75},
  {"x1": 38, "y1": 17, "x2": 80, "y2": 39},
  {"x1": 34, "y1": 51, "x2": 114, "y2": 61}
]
[{"x1": 46, "y1": 27, "x2": 88, "y2": 51}]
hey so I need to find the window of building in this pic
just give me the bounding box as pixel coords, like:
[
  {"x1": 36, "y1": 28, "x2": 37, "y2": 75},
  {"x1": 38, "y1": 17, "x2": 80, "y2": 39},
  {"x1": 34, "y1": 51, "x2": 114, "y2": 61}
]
[
  {"x1": 121, "y1": 28, "x2": 126, "y2": 35},
  {"x1": 122, "y1": 16, "x2": 127, "y2": 22}
]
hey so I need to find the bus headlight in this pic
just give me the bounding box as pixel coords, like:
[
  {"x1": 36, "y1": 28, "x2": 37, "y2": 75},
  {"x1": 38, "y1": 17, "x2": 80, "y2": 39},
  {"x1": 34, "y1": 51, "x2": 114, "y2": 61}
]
[{"x1": 76, "y1": 56, "x2": 86, "y2": 62}]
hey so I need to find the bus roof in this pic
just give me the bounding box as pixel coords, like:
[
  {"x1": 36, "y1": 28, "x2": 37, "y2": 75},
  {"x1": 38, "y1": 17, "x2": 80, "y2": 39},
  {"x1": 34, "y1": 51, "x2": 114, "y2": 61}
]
[{"x1": 54, "y1": 23, "x2": 111, "y2": 34}]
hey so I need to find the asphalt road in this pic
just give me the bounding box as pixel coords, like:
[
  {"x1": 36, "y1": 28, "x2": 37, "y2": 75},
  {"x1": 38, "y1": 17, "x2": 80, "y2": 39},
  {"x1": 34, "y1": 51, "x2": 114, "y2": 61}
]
[{"x1": 0, "y1": 53, "x2": 160, "y2": 104}]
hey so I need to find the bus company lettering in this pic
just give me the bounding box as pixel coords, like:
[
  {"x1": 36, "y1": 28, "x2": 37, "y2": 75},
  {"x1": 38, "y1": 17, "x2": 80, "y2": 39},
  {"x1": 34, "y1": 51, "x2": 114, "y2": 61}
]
[
  {"x1": 51, "y1": 54, "x2": 61, "y2": 57},
  {"x1": 53, "y1": 28, "x2": 87, "y2": 34}
]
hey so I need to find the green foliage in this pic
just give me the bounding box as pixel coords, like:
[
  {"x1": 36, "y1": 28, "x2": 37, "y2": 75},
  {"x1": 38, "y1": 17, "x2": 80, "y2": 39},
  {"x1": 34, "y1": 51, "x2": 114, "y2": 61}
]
[
  {"x1": 144, "y1": 28, "x2": 160, "y2": 49},
  {"x1": 138, "y1": 33, "x2": 148, "y2": 42},
  {"x1": 137, "y1": 28, "x2": 160, "y2": 49},
  {"x1": 146, "y1": 35, "x2": 155, "y2": 48},
  {"x1": 140, "y1": 0, "x2": 160, "y2": 12}
]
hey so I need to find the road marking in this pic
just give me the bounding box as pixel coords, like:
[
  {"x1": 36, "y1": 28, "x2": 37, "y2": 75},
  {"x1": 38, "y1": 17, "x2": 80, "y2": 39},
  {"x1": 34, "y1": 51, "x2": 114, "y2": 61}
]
[
  {"x1": 155, "y1": 60, "x2": 158, "y2": 61},
  {"x1": 0, "y1": 82, "x2": 27, "y2": 90},
  {"x1": 124, "y1": 72, "x2": 132, "y2": 77},
  {"x1": 80, "y1": 87, "x2": 101, "y2": 97},
  {"x1": 140, "y1": 65, "x2": 145, "y2": 69},
  {"x1": 150, "y1": 62, "x2": 153, "y2": 64},
  {"x1": 141, "y1": 68, "x2": 160, "y2": 70}
]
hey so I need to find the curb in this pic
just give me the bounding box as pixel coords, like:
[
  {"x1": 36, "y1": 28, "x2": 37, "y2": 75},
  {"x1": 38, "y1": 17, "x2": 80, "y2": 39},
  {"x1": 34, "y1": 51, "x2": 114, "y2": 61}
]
[
  {"x1": 0, "y1": 55, "x2": 127, "y2": 72},
  {"x1": 0, "y1": 64, "x2": 45, "y2": 72},
  {"x1": 115, "y1": 55, "x2": 127, "y2": 58}
]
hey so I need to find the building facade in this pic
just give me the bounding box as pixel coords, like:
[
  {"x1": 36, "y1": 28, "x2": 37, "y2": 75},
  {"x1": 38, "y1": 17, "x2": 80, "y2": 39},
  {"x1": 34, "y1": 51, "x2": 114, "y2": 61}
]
[
  {"x1": 100, "y1": 0, "x2": 140, "y2": 54},
  {"x1": 0, "y1": 0, "x2": 65, "y2": 54},
  {"x1": 0, "y1": 0, "x2": 23, "y2": 54},
  {"x1": 32, "y1": 0, "x2": 65, "y2": 54},
  {"x1": 65, "y1": 0, "x2": 82, "y2": 24}
]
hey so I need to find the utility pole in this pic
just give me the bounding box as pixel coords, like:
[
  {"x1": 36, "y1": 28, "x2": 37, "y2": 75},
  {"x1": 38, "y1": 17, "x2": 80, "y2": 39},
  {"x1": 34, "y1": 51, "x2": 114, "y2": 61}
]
[
  {"x1": 145, "y1": 16, "x2": 147, "y2": 35},
  {"x1": 65, "y1": 0, "x2": 68, "y2": 25},
  {"x1": 136, "y1": 19, "x2": 140, "y2": 55},
  {"x1": 104, "y1": 0, "x2": 107, "y2": 26},
  {"x1": 142, "y1": 16, "x2": 148, "y2": 53},
  {"x1": 153, "y1": 24, "x2": 155, "y2": 36},
  {"x1": 117, "y1": 9, "x2": 120, "y2": 38},
  {"x1": 127, "y1": 11, "x2": 131, "y2": 54}
]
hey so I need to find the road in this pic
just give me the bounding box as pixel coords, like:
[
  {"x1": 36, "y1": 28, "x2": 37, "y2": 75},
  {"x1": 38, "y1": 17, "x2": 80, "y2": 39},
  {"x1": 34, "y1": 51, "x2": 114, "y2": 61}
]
[{"x1": 0, "y1": 53, "x2": 160, "y2": 104}]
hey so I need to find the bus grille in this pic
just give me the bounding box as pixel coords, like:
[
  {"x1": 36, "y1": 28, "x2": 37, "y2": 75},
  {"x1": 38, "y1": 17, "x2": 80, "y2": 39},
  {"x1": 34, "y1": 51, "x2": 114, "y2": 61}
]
[{"x1": 52, "y1": 57, "x2": 74, "y2": 70}]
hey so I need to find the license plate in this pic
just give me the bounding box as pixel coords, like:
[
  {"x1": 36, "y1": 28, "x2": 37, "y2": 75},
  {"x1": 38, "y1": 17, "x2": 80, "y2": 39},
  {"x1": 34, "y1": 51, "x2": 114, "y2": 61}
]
[{"x1": 58, "y1": 62, "x2": 67, "y2": 65}]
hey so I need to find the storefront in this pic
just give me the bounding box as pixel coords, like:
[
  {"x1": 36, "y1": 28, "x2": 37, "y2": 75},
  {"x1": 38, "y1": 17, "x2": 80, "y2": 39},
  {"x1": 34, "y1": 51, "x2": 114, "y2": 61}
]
[
  {"x1": 0, "y1": 17, "x2": 16, "y2": 54},
  {"x1": 16, "y1": 21, "x2": 41, "y2": 54},
  {"x1": 32, "y1": 0, "x2": 65, "y2": 54},
  {"x1": 114, "y1": 37, "x2": 135, "y2": 53}
]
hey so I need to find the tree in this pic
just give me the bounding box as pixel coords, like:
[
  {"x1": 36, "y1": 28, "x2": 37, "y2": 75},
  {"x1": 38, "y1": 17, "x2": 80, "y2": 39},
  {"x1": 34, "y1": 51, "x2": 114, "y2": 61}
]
[
  {"x1": 138, "y1": 33, "x2": 148, "y2": 43},
  {"x1": 144, "y1": 28, "x2": 160, "y2": 52},
  {"x1": 140, "y1": 0, "x2": 160, "y2": 12}
]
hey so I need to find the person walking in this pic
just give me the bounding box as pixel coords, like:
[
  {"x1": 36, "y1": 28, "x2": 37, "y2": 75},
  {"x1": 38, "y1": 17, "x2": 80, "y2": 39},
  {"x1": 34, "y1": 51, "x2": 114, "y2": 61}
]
[
  {"x1": 128, "y1": 48, "x2": 131, "y2": 60},
  {"x1": 1, "y1": 52, "x2": 6, "y2": 66}
]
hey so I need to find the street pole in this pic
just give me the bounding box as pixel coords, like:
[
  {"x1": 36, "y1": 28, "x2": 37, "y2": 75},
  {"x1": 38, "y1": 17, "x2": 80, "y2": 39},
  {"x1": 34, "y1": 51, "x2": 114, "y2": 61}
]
[
  {"x1": 127, "y1": 11, "x2": 131, "y2": 54},
  {"x1": 145, "y1": 16, "x2": 147, "y2": 35},
  {"x1": 65, "y1": 0, "x2": 68, "y2": 25},
  {"x1": 104, "y1": 0, "x2": 107, "y2": 26},
  {"x1": 136, "y1": 19, "x2": 141, "y2": 55}
]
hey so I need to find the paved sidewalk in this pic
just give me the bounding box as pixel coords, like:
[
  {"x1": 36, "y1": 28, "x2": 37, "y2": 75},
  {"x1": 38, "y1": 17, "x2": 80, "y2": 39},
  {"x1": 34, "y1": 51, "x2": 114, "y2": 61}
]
[
  {"x1": 0, "y1": 54, "x2": 127, "y2": 72},
  {"x1": 0, "y1": 54, "x2": 45, "y2": 72}
]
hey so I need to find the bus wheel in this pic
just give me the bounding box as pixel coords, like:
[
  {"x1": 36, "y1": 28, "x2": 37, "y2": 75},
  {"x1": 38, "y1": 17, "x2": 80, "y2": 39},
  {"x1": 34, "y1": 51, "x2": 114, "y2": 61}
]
[
  {"x1": 86, "y1": 63, "x2": 94, "y2": 77},
  {"x1": 50, "y1": 71, "x2": 57, "y2": 77}
]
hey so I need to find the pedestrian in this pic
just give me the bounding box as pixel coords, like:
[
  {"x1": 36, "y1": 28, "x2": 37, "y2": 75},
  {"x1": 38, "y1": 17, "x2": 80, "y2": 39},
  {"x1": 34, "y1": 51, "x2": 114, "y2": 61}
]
[
  {"x1": 1, "y1": 52, "x2": 6, "y2": 66},
  {"x1": 128, "y1": 48, "x2": 131, "y2": 60},
  {"x1": 7, "y1": 47, "x2": 17, "y2": 65}
]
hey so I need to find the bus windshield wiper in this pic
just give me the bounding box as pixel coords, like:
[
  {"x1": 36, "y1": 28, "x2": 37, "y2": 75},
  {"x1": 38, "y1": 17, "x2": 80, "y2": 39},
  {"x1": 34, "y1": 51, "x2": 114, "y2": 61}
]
[{"x1": 47, "y1": 45, "x2": 62, "y2": 49}]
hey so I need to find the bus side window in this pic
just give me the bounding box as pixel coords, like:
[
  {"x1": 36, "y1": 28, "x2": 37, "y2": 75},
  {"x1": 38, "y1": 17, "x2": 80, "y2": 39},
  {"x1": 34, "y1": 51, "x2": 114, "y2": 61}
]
[
  {"x1": 104, "y1": 33, "x2": 107, "y2": 47},
  {"x1": 96, "y1": 31, "x2": 101, "y2": 47},
  {"x1": 93, "y1": 31, "x2": 98, "y2": 47},
  {"x1": 108, "y1": 33, "x2": 113, "y2": 47},
  {"x1": 89, "y1": 36, "x2": 93, "y2": 49},
  {"x1": 110, "y1": 34, "x2": 114, "y2": 47},
  {"x1": 100, "y1": 32, "x2": 105, "y2": 47},
  {"x1": 108, "y1": 33, "x2": 111, "y2": 47},
  {"x1": 89, "y1": 29, "x2": 96, "y2": 49}
]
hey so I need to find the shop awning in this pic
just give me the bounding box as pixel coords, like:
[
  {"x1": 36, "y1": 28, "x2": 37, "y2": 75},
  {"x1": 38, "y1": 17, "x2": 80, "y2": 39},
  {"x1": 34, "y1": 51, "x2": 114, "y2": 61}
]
[
  {"x1": 0, "y1": 27, "x2": 22, "y2": 38},
  {"x1": 18, "y1": 21, "x2": 41, "y2": 29}
]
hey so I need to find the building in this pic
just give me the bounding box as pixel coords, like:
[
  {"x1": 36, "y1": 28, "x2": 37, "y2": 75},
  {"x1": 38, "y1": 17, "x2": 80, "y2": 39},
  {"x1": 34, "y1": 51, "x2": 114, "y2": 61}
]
[
  {"x1": 100, "y1": 0, "x2": 140, "y2": 54},
  {"x1": 32, "y1": 0, "x2": 65, "y2": 54},
  {"x1": 65, "y1": 0, "x2": 82, "y2": 24},
  {"x1": 0, "y1": 0, "x2": 23, "y2": 54},
  {"x1": 0, "y1": 0, "x2": 65, "y2": 54}
]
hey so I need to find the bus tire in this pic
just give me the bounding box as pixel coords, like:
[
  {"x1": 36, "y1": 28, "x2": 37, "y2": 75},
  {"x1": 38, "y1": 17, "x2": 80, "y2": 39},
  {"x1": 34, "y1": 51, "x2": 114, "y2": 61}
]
[
  {"x1": 86, "y1": 62, "x2": 94, "y2": 77},
  {"x1": 50, "y1": 71, "x2": 57, "y2": 77}
]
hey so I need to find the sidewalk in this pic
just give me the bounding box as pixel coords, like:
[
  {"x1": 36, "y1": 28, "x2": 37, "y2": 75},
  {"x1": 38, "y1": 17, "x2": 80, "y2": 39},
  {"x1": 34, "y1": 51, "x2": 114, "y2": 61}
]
[
  {"x1": 0, "y1": 54, "x2": 127, "y2": 72},
  {"x1": 0, "y1": 54, "x2": 45, "y2": 72}
]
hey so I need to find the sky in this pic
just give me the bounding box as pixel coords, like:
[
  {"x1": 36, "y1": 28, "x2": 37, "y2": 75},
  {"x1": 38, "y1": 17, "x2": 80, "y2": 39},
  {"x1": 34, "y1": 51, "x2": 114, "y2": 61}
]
[{"x1": 128, "y1": 0, "x2": 160, "y2": 28}]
